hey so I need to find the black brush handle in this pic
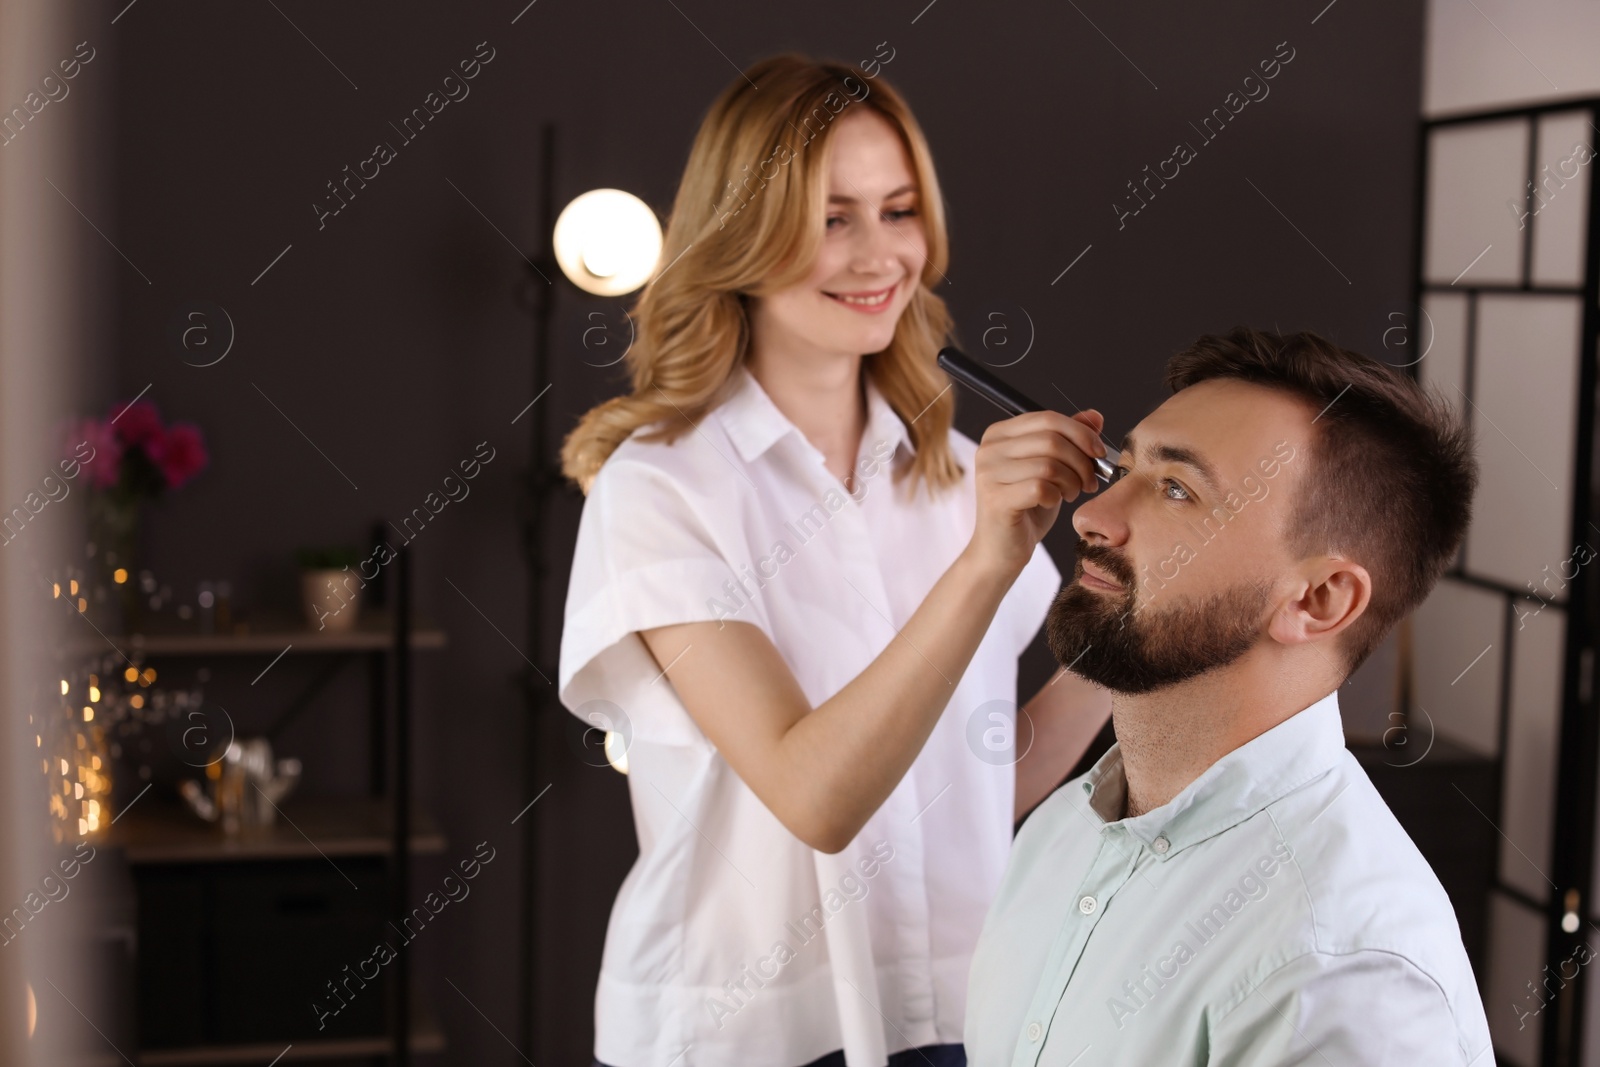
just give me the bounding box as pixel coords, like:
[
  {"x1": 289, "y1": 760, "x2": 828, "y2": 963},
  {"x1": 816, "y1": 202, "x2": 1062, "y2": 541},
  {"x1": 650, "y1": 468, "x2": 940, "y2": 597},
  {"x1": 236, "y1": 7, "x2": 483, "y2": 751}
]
[
  {"x1": 937, "y1": 346, "x2": 1116, "y2": 482},
  {"x1": 937, "y1": 346, "x2": 1042, "y2": 416}
]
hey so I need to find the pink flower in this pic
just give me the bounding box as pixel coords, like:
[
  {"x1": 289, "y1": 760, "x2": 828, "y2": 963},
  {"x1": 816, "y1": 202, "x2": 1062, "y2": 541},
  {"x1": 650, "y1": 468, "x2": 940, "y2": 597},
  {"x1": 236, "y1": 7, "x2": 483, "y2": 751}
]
[
  {"x1": 149, "y1": 422, "x2": 208, "y2": 489},
  {"x1": 111, "y1": 399, "x2": 163, "y2": 447},
  {"x1": 64, "y1": 418, "x2": 123, "y2": 490}
]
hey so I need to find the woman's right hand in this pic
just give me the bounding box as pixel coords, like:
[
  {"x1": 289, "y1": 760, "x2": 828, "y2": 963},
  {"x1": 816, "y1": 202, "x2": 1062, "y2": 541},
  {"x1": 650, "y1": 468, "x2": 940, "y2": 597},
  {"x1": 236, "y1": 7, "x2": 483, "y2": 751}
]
[
  {"x1": 636, "y1": 415, "x2": 1107, "y2": 854},
  {"x1": 965, "y1": 408, "x2": 1108, "y2": 580}
]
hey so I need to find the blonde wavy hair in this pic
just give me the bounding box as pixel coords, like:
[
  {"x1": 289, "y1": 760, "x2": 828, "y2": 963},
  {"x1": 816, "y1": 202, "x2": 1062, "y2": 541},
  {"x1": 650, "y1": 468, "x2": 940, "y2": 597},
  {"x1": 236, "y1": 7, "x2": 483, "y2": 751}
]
[{"x1": 559, "y1": 51, "x2": 964, "y2": 500}]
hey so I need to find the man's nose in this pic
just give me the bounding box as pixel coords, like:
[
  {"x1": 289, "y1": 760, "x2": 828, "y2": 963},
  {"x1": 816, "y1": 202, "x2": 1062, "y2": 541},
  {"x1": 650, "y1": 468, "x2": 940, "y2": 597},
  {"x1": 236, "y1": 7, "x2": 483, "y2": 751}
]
[{"x1": 1072, "y1": 474, "x2": 1131, "y2": 547}]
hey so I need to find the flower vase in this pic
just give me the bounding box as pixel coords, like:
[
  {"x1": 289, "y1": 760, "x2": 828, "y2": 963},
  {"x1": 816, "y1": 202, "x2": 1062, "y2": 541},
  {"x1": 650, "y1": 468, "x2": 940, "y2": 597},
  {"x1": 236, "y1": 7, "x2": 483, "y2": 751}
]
[{"x1": 87, "y1": 492, "x2": 141, "y2": 633}]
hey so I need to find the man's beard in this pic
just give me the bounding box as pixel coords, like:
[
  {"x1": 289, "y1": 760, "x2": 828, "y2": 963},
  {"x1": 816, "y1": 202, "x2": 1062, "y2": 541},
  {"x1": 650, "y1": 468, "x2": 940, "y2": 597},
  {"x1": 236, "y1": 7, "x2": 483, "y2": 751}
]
[{"x1": 1045, "y1": 542, "x2": 1271, "y2": 695}]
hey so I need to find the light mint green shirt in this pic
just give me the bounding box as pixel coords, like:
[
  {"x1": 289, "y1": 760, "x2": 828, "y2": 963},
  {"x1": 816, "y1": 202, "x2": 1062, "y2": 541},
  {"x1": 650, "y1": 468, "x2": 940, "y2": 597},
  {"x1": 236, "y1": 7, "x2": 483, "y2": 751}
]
[{"x1": 965, "y1": 689, "x2": 1492, "y2": 1065}]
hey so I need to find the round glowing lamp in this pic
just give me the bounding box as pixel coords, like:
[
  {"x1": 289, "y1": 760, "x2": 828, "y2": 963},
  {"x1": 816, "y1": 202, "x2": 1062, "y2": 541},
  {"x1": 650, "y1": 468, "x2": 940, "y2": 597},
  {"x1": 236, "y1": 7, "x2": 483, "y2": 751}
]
[{"x1": 552, "y1": 189, "x2": 663, "y2": 296}]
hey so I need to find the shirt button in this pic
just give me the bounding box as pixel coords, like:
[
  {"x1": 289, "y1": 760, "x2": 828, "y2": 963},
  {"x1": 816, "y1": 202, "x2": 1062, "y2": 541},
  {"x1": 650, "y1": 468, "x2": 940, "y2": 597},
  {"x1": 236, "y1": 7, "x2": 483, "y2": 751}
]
[
  {"x1": 1078, "y1": 895, "x2": 1097, "y2": 915},
  {"x1": 1152, "y1": 834, "x2": 1170, "y2": 854},
  {"x1": 1026, "y1": 1021, "x2": 1043, "y2": 1042}
]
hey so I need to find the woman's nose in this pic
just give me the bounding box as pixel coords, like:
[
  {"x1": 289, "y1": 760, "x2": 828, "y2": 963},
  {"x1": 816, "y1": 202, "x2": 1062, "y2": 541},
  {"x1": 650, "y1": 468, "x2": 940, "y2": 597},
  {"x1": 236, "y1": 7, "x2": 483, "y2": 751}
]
[{"x1": 850, "y1": 215, "x2": 902, "y2": 273}]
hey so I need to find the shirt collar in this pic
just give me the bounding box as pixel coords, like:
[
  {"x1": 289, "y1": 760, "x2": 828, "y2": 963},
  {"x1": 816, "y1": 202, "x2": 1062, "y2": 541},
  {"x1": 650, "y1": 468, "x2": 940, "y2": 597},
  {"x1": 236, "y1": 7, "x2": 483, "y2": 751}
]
[
  {"x1": 1080, "y1": 688, "x2": 1346, "y2": 859},
  {"x1": 715, "y1": 362, "x2": 915, "y2": 466}
]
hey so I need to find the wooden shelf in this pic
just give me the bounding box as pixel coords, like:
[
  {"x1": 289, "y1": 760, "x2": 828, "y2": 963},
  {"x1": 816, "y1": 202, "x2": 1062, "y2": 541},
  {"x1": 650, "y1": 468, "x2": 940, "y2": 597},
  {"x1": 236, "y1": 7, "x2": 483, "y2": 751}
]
[
  {"x1": 136, "y1": 998, "x2": 445, "y2": 1064},
  {"x1": 67, "y1": 611, "x2": 447, "y2": 658},
  {"x1": 104, "y1": 797, "x2": 446, "y2": 865}
]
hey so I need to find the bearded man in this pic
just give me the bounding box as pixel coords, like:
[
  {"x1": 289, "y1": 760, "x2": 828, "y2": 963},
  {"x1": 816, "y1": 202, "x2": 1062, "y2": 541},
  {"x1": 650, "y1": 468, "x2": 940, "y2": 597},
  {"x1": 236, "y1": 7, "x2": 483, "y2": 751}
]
[{"x1": 964, "y1": 326, "x2": 1491, "y2": 1066}]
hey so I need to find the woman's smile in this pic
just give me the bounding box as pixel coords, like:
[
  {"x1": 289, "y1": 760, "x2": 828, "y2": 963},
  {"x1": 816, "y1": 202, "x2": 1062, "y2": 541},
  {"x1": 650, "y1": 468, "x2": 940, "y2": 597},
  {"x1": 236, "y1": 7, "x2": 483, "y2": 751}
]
[{"x1": 823, "y1": 279, "x2": 899, "y2": 314}]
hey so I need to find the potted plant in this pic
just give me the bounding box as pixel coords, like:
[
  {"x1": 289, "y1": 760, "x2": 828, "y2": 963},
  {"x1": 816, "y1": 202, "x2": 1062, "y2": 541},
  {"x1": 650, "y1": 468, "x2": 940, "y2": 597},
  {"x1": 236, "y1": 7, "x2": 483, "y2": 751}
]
[{"x1": 294, "y1": 546, "x2": 364, "y2": 632}]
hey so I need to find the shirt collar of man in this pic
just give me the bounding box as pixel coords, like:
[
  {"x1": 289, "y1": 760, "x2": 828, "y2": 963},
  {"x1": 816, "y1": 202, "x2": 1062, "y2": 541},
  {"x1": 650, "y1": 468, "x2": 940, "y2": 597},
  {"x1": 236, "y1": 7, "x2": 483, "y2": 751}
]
[
  {"x1": 717, "y1": 361, "x2": 915, "y2": 465},
  {"x1": 1080, "y1": 689, "x2": 1346, "y2": 859}
]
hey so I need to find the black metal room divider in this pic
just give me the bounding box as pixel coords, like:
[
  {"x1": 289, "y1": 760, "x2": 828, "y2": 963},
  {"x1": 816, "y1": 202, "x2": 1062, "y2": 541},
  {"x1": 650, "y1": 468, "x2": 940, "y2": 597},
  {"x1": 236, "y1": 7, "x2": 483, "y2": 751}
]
[{"x1": 1407, "y1": 95, "x2": 1600, "y2": 1067}]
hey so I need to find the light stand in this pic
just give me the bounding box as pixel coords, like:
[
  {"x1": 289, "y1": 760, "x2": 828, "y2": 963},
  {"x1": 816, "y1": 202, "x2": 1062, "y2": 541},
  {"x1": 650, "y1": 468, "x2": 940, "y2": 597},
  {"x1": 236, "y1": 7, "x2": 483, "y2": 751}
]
[
  {"x1": 515, "y1": 119, "x2": 662, "y2": 1061},
  {"x1": 517, "y1": 119, "x2": 559, "y2": 1062}
]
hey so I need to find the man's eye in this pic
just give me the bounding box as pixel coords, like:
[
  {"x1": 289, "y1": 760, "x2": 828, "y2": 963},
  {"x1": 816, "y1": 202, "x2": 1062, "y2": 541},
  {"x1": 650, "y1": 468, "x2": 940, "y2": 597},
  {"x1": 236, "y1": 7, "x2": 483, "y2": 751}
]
[{"x1": 1112, "y1": 466, "x2": 1191, "y2": 502}]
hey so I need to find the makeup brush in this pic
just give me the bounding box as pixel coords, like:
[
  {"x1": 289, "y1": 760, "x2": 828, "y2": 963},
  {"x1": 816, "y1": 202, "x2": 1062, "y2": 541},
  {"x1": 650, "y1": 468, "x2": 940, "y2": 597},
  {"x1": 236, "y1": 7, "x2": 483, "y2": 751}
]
[{"x1": 936, "y1": 346, "x2": 1118, "y2": 483}]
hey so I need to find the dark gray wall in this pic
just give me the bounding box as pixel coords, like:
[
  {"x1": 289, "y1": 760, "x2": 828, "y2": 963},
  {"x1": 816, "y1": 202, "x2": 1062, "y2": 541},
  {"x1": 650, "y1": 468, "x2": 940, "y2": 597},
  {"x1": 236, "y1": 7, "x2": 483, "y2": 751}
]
[{"x1": 100, "y1": 0, "x2": 1424, "y2": 1062}]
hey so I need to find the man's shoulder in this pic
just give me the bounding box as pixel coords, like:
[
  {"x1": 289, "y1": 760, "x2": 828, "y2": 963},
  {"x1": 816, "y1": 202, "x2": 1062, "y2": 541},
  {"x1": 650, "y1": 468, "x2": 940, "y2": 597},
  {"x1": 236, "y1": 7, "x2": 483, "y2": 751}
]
[
  {"x1": 1261, "y1": 752, "x2": 1485, "y2": 1014},
  {"x1": 1269, "y1": 751, "x2": 1457, "y2": 933}
]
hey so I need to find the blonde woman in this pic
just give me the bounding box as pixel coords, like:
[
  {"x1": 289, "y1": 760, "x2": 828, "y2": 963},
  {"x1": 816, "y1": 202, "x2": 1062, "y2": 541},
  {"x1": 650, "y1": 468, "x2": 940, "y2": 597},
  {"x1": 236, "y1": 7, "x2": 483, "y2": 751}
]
[{"x1": 557, "y1": 52, "x2": 1112, "y2": 1067}]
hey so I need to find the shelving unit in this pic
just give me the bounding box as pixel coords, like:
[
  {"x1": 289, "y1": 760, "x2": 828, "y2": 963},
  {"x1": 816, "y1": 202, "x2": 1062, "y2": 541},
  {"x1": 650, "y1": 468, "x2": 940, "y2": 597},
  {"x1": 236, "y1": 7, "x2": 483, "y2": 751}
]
[
  {"x1": 67, "y1": 613, "x2": 448, "y2": 658},
  {"x1": 104, "y1": 797, "x2": 447, "y2": 866},
  {"x1": 133, "y1": 1001, "x2": 445, "y2": 1066},
  {"x1": 85, "y1": 545, "x2": 444, "y2": 1065}
]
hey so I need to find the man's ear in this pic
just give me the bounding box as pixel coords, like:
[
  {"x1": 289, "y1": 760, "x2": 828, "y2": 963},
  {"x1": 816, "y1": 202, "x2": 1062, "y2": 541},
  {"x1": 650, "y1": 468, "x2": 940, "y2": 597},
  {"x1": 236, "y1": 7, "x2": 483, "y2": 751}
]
[{"x1": 1267, "y1": 557, "x2": 1372, "y2": 653}]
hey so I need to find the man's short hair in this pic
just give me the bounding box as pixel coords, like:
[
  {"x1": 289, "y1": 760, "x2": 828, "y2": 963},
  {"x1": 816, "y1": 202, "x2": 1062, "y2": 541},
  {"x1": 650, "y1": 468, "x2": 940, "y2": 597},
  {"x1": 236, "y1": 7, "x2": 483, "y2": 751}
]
[{"x1": 1165, "y1": 326, "x2": 1479, "y2": 676}]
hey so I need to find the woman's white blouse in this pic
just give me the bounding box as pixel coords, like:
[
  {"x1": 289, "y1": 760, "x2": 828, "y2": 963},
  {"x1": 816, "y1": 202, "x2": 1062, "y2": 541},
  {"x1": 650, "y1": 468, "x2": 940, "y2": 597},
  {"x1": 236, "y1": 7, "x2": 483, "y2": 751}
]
[{"x1": 557, "y1": 362, "x2": 1062, "y2": 1067}]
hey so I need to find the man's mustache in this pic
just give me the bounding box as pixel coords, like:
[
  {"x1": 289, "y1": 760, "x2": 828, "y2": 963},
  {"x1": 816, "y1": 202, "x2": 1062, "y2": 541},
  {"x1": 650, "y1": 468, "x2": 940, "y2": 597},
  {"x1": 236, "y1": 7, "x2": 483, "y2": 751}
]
[{"x1": 1076, "y1": 541, "x2": 1136, "y2": 589}]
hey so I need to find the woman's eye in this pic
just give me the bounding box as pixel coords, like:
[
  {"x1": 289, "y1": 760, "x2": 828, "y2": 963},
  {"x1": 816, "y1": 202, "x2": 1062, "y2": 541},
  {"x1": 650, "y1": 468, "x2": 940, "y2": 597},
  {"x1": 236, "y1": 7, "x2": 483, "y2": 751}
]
[{"x1": 829, "y1": 209, "x2": 915, "y2": 229}]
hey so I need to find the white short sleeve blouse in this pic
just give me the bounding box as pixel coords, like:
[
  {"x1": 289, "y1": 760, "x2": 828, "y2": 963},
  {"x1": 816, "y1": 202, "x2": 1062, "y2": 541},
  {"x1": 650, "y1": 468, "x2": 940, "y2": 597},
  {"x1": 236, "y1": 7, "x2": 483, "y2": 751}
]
[{"x1": 558, "y1": 362, "x2": 1063, "y2": 1067}]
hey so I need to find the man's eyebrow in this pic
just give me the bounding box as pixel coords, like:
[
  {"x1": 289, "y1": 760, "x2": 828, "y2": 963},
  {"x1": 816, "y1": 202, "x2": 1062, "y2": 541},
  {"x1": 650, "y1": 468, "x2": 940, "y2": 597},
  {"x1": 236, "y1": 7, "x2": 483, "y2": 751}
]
[
  {"x1": 1118, "y1": 432, "x2": 1224, "y2": 497},
  {"x1": 828, "y1": 183, "x2": 917, "y2": 204}
]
